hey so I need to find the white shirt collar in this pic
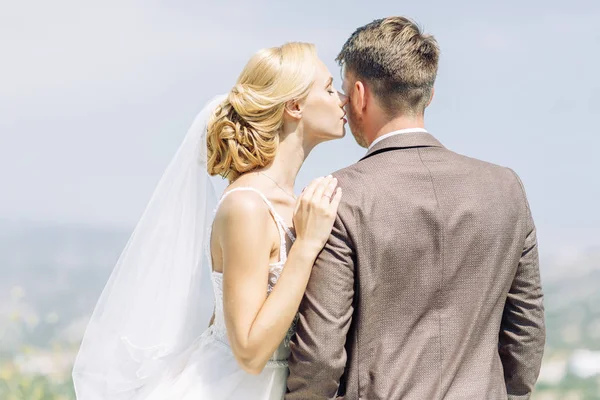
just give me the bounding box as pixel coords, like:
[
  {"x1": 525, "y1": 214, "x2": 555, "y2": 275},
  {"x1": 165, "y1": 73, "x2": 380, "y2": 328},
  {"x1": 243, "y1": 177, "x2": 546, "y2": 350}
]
[{"x1": 368, "y1": 128, "x2": 429, "y2": 150}]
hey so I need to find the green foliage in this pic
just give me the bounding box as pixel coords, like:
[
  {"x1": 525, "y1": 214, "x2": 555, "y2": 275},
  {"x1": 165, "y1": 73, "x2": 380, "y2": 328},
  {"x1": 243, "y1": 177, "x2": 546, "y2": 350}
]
[{"x1": 0, "y1": 361, "x2": 75, "y2": 400}]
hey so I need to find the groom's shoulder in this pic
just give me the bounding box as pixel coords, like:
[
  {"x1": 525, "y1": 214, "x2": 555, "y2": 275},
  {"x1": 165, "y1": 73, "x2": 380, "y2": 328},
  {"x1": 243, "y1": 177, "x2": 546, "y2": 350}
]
[
  {"x1": 328, "y1": 161, "x2": 374, "y2": 201},
  {"x1": 330, "y1": 162, "x2": 366, "y2": 184},
  {"x1": 332, "y1": 150, "x2": 523, "y2": 194},
  {"x1": 453, "y1": 150, "x2": 520, "y2": 179},
  {"x1": 330, "y1": 148, "x2": 514, "y2": 175},
  {"x1": 449, "y1": 150, "x2": 528, "y2": 197}
]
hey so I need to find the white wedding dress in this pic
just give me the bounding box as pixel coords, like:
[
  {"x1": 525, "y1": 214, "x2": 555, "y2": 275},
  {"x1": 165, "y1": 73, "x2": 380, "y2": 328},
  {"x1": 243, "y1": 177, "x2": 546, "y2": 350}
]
[{"x1": 136, "y1": 187, "x2": 297, "y2": 400}]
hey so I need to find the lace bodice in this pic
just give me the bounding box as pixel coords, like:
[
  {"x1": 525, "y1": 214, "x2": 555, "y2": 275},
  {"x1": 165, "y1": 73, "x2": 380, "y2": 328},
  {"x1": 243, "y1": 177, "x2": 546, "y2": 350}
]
[{"x1": 208, "y1": 187, "x2": 297, "y2": 366}]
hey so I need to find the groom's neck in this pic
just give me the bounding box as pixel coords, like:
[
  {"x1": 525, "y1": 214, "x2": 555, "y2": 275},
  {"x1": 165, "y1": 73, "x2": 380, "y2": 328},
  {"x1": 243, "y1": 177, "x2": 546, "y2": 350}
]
[{"x1": 365, "y1": 113, "x2": 426, "y2": 147}]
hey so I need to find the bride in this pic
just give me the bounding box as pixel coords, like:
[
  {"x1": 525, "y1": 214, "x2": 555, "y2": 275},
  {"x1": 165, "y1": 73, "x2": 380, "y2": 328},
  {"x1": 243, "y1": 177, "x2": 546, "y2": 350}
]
[{"x1": 73, "y1": 42, "x2": 348, "y2": 399}]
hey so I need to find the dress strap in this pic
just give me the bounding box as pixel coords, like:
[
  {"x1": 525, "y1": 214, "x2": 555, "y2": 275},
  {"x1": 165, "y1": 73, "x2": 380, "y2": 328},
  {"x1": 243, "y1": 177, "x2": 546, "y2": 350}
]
[{"x1": 216, "y1": 187, "x2": 295, "y2": 262}]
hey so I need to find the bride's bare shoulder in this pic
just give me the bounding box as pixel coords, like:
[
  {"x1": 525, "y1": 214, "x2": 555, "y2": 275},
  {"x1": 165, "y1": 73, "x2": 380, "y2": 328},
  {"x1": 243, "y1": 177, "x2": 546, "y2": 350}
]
[
  {"x1": 212, "y1": 189, "x2": 274, "y2": 242},
  {"x1": 217, "y1": 189, "x2": 269, "y2": 220}
]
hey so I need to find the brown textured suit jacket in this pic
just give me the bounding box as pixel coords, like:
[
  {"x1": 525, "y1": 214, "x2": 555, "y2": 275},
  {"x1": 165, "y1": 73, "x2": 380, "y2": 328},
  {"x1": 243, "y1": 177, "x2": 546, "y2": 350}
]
[{"x1": 286, "y1": 132, "x2": 545, "y2": 400}]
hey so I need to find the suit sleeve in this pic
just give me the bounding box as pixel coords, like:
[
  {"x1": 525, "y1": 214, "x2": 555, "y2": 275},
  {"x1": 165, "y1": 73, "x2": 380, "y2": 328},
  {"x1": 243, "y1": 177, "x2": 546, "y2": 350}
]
[
  {"x1": 499, "y1": 170, "x2": 546, "y2": 399},
  {"x1": 286, "y1": 212, "x2": 356, "y2": 400}
]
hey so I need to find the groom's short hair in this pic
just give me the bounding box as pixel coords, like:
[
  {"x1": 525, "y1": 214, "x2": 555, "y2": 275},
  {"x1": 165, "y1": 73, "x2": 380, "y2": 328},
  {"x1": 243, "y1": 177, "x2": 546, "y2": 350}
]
[{"x1": 337, "y1": 17, "x2": 439, "y2": 116}]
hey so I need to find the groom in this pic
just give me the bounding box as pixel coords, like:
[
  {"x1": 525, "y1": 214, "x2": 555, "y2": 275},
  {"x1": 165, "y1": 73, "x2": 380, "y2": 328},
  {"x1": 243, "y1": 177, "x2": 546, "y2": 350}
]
[{"x1": 286, "y1": 17, "x2": 545, "y2": 400}]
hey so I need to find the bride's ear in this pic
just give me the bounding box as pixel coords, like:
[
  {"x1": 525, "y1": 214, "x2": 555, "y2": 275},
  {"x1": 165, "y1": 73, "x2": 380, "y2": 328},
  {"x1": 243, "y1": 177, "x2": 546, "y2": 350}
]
[{"x1": 284, "y1": 99, "x2": 303, "y2": 120}]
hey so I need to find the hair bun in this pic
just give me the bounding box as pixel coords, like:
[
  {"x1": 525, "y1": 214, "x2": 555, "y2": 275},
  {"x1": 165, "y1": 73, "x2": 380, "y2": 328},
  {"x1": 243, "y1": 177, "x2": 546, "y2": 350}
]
[{"x1": 206, "y1": 98, "x2": 278, "y2": 182}]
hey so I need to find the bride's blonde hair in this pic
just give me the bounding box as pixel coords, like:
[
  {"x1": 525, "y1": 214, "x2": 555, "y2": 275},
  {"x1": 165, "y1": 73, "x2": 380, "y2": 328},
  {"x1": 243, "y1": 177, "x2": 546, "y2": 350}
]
[{"x1": 207, "y1": 42, "x2": 317, "y2": 181}]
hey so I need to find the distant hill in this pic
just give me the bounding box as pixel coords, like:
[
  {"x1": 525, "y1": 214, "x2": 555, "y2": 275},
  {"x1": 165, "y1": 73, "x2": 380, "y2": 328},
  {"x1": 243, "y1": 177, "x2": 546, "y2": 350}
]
[{"x1": 0, "y1": 223, "x2": 598, "y2": 354}]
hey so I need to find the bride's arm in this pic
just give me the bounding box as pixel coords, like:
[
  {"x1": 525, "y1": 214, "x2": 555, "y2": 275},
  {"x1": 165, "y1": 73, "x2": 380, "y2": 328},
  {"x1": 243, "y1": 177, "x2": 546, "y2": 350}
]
[{"x1": 216, "y1": 177, "x2": 341, "y2": 374}]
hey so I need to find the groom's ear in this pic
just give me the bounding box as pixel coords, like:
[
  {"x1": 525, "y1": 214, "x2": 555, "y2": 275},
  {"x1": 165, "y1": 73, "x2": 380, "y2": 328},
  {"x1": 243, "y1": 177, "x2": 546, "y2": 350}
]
[
  {"x1": 353, "y1": 80, "x2": 367, "y2": 113},
  {"x1": 426, "y1": 87, "x2": 435, "y2": 107},
  {"x1": 284, "y1": 99, "x2": 303, "y2": 120}
]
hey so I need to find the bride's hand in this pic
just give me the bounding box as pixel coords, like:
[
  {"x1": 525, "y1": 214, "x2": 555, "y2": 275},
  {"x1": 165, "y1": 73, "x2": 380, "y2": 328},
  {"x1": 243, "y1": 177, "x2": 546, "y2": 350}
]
[{"x1": 293, "y1": 175, "x2": 342, "y2": 254}]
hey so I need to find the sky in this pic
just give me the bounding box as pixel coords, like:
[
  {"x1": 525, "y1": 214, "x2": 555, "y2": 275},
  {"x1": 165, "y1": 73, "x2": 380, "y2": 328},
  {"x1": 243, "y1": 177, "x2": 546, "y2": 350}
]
[{"x1": 1, "y1": 0, "x2": 598, "y2": 254}]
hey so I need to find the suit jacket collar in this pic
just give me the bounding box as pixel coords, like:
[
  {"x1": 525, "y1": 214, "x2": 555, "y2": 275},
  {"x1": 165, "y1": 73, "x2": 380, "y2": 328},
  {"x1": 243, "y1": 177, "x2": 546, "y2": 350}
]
[{"x1": 360, "y1": 132, "x2": 445, "y2": 162}]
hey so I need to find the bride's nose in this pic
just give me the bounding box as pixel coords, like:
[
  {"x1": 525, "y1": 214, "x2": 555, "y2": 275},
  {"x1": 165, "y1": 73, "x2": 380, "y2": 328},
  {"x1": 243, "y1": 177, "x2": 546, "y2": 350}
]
[{"x1": 338, "y1": 92, "x2": 349, "y2": 107}]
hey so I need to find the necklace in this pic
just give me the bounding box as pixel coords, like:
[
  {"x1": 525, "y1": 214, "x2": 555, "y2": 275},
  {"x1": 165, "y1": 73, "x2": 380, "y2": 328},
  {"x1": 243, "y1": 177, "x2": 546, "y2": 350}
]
[{"x1": 258, "y1": 172, "x2": 297, "y2": 201}]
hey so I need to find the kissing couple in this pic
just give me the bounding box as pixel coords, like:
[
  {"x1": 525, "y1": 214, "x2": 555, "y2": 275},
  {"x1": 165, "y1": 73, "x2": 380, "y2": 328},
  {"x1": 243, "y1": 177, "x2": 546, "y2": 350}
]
[{"x1": 74, "y1": 16, "x2": 545, "y2": 400}]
